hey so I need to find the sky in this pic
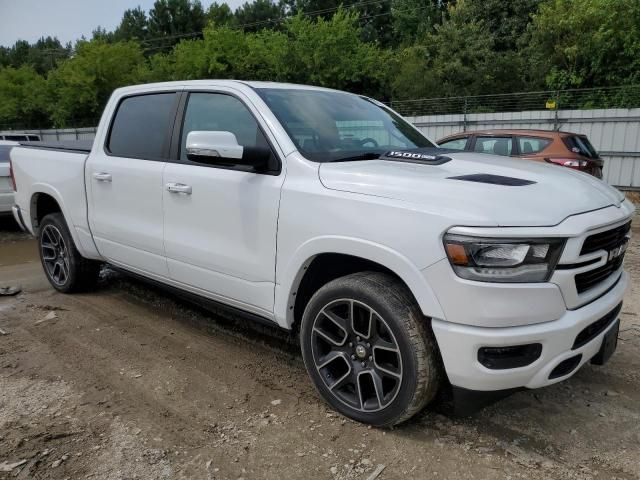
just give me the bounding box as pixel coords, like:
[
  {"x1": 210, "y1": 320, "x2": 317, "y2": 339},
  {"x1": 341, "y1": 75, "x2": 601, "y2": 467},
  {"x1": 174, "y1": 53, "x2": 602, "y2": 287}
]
[{"x1": 0, "y1": 0, "x2": 245, "y2": 47}]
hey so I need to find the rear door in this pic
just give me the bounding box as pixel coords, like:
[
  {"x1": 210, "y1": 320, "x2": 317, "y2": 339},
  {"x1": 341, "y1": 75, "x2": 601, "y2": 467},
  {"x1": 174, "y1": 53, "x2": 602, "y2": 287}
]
[
  {"x1": 87, "y1": 90, "x2": 181, "y2": 278},
  {"x1": 162, "y1": 89, "x2": 284, "y2": 316},
  {"x1": 514, "y1": 136, "x2": 552, "y2": 158}
]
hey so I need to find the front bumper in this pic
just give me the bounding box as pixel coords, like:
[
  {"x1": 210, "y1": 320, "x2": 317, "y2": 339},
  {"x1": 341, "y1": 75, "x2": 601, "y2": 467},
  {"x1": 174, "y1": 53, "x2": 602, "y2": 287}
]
[{"x1": 431, "y1": 271, "x2": 628, "y2": 391}]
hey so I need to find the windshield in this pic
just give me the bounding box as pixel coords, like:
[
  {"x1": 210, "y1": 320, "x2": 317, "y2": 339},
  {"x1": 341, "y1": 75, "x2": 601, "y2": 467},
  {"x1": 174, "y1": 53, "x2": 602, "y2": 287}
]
[{"x1": 256, "y1": 88, "x2": 435, "y2": 162}]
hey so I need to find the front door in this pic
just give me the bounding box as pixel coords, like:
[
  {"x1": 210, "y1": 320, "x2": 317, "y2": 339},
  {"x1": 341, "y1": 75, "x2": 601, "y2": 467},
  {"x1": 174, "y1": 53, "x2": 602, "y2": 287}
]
[
  {"x1": 87, "y1": 91, "x2": 180, "y2": 278},
  {"x1": 162, "y1": 91, "x2": 284, "y2": 317}
]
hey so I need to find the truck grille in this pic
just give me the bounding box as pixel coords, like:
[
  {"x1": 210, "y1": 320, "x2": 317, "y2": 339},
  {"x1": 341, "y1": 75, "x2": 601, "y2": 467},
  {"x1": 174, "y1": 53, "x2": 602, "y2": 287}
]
[
  {"x1": 580, "y1": 221, "x2": 631, "y2": 255},
  {"x1": 575, "y1": 255, "x2": 624, "y2": 293},
  {"x1": 574, "y1": 222, "x2": 630, "y2": 293}
]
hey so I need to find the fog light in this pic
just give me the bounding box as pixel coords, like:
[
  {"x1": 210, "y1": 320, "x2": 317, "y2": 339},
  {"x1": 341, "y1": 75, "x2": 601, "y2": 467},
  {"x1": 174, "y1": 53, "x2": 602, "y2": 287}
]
[{"x1": 478, "y1": 344, "x2": 542, "y2": 370}]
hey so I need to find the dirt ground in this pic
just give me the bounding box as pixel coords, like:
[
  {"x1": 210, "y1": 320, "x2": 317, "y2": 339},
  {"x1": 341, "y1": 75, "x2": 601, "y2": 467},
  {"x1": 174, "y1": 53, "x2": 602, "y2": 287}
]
[{"x1": 1, "y1": 214, "x2": 639, "y2": 480}]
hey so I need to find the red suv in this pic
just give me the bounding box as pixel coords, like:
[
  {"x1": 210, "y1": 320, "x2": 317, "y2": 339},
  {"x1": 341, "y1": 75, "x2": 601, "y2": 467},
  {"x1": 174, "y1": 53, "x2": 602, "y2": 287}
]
[{"x1": 437, "y1": 129, "x2": 604, "y2": 178}]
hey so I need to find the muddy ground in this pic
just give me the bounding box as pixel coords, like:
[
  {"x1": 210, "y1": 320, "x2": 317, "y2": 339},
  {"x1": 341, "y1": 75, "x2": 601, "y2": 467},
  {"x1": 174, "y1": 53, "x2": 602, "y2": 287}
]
[{"x1": 0, "y1": 214, "x2": 639, "y2": 480}]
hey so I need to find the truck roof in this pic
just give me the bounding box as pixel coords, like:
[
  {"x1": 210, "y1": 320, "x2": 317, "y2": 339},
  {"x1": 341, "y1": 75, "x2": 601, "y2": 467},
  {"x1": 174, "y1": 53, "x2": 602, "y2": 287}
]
[{"x1": 114, "y1": 80, "x2": 343, "y2": 96}]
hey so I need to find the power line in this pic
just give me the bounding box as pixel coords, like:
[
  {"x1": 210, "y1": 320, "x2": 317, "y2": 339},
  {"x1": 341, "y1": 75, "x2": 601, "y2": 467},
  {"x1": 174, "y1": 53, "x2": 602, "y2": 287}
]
[
  {"x1": 139, "y1": 0, "x2": 393, "y2": 48},
  {"x1": 5, "y1": 0, "x2": 410, "y2": 58},
  {"x1": 141, "y1": 1, "x2": 438, "y2": 54}
]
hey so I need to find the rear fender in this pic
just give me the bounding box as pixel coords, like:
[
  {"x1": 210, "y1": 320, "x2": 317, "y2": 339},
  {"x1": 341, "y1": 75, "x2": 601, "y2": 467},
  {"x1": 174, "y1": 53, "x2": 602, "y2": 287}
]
[{"x1": 29, "y1": 185, "x2": 100, "y2": 260}]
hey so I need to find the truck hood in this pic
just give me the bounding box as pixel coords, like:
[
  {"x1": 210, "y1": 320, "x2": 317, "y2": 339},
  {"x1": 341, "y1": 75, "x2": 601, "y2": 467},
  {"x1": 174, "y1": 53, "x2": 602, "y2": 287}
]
[{"x1": 318, "y1": 152, "x2": 625, "y2": 227}]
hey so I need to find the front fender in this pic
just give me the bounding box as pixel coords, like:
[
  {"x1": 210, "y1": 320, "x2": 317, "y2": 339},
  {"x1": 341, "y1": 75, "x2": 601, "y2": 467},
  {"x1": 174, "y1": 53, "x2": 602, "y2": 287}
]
[{"x1": 274, "y1": 235, "x2": 445, "y2": 329}]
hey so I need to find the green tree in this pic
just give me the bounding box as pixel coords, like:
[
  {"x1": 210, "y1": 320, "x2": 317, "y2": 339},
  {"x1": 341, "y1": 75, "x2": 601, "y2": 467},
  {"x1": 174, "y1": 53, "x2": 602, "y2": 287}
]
[
  {"x1": 282, "y1": 10, "x2": 389, "y2": 96},
  {"x1": 113, "y1": 7, "x2": 149, "y2": 41},
  {"x1": 164, "y1": 24, "x2": 288, "y2": 79},
  {"x1": 454, "y1": 0, "x2": 542, "y2": 51},
  {"x1": 391, "y1": 3, "x2": 523, "y2": 100},
  {"x1": 153, "y1": 9, "x2": 388, "y2": 97},
  {"x1": 148, "y1": 0, "x2": 207, "y2": 45},
  {"x1": 391, "y1": 0, "x2": 448, "y2": 46},
  {"x1": 525, "y1": 0, "x2": 640, "y2": 89},
  {"x1": 283, "y1": 0, "x2": 395, "y2": 45},
  {"x1": 46, "y1": 41, "x2": 148, "y2": 127},
  {"x1": 234, "y1": 0, "x2": 284, "y2": 31},
  {"x1": 0, "y1": 37, "x2": 70, "y2": 74},
  {"x1": 91, "y1": 27, "x2": 114, "y2": 42},
  {"x1": 206, "y1": 2, "x2": 235, "y2": 26},
  {"x1": 0, "y1": 66, "x2": 48, "y2": 128}
]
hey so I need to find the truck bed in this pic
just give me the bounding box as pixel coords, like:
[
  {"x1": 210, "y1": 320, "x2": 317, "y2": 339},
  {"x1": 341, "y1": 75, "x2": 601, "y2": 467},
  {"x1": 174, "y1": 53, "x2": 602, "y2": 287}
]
[
  {"x1": 20, "y1": 140, "x2": 93, "y2": 153},
  {"x1": 10, "y1": 143, "x2": 91, "y2": 243}
]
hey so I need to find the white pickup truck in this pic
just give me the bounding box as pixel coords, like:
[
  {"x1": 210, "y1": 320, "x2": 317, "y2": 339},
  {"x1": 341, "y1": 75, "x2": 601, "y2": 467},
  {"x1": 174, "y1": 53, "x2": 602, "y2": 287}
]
[{"x1": 10, "y1": 81, "x2": 635, "y2": 426}]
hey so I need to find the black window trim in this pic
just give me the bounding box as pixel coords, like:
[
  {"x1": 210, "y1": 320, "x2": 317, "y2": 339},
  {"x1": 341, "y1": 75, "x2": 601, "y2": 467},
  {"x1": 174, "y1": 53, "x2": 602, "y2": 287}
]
[
  {"x1": 104, "y1": 90, "x2": 182, "y2": 162},
  {"x1": 171, "y1": 90, "x2": 282, "y2": 176}
]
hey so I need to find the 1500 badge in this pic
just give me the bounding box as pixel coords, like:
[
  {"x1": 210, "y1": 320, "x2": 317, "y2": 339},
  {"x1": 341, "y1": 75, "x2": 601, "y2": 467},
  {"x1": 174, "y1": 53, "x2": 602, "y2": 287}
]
[
  {"x1": 386, "y1": 151, "x2": 439, "y2": 160},
  {"x1": 381, "y1": 150, "x2": 452, "y2": 164}
]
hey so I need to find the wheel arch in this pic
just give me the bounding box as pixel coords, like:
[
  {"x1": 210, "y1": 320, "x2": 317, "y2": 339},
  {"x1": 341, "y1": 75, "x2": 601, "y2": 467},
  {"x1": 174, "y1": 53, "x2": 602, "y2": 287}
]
[
  {"x1": 274, "y1": 236, "x2": 445, "y2": 330},
  {"x1": 30, "y1": 190, "x2": 63, "y2": 234},
  {"x1": 27, "y1": 186, "x2": 99, "y2": 260}
]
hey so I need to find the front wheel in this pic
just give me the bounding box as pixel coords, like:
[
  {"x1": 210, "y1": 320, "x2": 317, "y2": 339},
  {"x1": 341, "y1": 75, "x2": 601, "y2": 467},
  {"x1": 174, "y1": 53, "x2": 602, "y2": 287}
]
[
  {"x1": 38, "y1": 213, "x2": 101, "y2": 293},
  {"x1": 300, "y1": 272, "x2": 441, "y2": 427}
]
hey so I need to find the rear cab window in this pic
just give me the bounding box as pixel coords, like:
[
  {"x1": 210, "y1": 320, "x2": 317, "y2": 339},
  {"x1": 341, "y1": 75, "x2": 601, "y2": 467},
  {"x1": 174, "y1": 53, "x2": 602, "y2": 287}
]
[
  {"x1": 107, "y1": 92, "x2": 178, "y2": 160},
  {"x1": 439, "y1": 137, "x2": 468, "y2": 150},
  {"x1": 473, "y1": 136, "x2": 513, "y2": 156},
  {"x1": 517, "y1": 136, "x2": 551, "y2": 155}
]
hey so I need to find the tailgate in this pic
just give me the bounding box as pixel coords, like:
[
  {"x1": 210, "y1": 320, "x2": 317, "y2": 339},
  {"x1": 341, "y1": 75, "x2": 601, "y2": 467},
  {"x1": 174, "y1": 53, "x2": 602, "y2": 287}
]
[{"x1": 0, "y1": 163, "x2": 10, "y2": 193}]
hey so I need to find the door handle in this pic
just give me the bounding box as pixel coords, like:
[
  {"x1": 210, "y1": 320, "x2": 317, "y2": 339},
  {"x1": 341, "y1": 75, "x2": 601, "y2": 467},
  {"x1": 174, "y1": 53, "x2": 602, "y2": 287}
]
[
  {"x1": 166, "y1": 183, "x2": 192, "y2": 195},
  {"x1": 93, "y1": 172, "x2": 112, "y2": 182}
]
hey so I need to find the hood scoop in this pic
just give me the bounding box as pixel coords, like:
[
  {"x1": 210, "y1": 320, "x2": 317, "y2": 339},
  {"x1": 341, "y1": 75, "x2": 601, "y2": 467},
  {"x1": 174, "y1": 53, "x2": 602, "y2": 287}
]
[{"x1": 448, "y1": 174, "x2": 536, "y2": 186}]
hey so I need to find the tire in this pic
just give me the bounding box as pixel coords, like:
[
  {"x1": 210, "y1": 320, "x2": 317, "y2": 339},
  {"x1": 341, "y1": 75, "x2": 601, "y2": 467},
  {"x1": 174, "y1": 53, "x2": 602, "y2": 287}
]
[
  {"x1": 38, "y1": 213, "x2": 101, "y2": 293},
  {"x1": 300, "y1": 272, "x2": 441, "y2": 427}
]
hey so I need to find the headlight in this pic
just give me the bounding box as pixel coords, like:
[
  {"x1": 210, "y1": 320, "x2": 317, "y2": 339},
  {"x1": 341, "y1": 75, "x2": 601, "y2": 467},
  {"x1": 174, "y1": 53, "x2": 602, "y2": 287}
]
[{"x1": 443, "y1": 234, "x2": 565, "y2": 283}]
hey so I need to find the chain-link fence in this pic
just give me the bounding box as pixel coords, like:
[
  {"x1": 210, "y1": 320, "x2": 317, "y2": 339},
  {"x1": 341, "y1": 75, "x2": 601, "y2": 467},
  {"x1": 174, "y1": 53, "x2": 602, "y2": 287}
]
[{"x1": 389, "y1": 85, "x2": 640, "y2": 117}]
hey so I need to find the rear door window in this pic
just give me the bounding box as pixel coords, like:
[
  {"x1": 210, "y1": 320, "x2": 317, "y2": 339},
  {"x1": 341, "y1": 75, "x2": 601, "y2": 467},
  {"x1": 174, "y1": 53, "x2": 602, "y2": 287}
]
[
  {"x1": 439, "y1": 137, "x2": 468, "y2": 150},
  {"x1": 517, "y1": 136, "x2": 551, "y2": 155},
  {"x1": 563, "y1": 136, "x2": 599, "y2": 159},
  {"x1": 108, "y1": 92, "x2": 178, "y2": 160},
  {"x1": 473, "y1": 136, "x2": 513, "y2": 156}
]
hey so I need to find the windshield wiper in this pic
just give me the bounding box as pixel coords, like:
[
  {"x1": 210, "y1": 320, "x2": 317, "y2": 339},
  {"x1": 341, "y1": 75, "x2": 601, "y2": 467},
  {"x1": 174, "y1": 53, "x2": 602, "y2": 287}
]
[{"x1": 329, "y1": 152, "x2": 381, "y2": 162}]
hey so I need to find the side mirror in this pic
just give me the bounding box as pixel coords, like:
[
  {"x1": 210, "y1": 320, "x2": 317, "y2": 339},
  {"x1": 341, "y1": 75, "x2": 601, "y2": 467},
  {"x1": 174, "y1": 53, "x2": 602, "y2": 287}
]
[{"x1": 185, "y1": 131, "x2": 271, "y2": 170}]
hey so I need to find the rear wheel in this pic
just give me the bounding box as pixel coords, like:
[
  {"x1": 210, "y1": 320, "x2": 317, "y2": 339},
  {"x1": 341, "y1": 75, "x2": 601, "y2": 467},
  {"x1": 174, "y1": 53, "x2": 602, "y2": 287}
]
[
  {"x1": 300, "y1": 272, "x2": 441, "y2": 427},
  {"x1": 38, "y1": 213, "x2": 100, "y2": 293}
]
